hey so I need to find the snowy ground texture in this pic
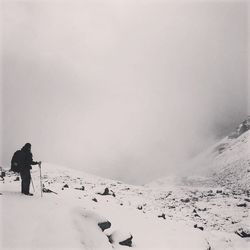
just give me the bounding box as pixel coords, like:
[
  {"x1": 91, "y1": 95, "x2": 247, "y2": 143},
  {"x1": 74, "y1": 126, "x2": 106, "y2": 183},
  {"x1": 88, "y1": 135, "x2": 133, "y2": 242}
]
[
  {"x1": 0, "y1": 118, "x2": 250, "y2": 250},
  {"x1": 0, "y1": 162, "x2": 249, "y2": 250}
]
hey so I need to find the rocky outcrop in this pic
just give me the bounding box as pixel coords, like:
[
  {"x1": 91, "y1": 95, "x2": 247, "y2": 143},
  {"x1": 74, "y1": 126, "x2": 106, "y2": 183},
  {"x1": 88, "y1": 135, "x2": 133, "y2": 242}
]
[
  {"x1": 98, "y1": 221, "x2": 111, "y2": 232},
  {"x1": 228, "y1": 117, "x2": 250, "y2": 139},
  {"x1": 108, "y1": 231, "x2": 133, "y2": 247},
  {"x1": 235, "y1": 227, "x2": 250, "y2": 238},
  {"x1": 97, "y1": 187, "x2": 116, "y2": 197},
  {"x1": 119, "y1": 235, "x2": 133, "y2": 247}
]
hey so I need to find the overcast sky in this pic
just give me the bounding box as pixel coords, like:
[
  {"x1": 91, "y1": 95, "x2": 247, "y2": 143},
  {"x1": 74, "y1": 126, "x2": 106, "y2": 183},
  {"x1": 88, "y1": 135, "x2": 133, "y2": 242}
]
[{"x1": 1, "y1": 0, "x2": 249, "y2": 184}]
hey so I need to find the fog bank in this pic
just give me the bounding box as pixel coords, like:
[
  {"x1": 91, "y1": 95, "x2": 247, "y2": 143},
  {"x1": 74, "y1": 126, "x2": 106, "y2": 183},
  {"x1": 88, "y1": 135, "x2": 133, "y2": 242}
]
[{"x1": 1, "y1": 0, "x2": 249, "y2": 184}]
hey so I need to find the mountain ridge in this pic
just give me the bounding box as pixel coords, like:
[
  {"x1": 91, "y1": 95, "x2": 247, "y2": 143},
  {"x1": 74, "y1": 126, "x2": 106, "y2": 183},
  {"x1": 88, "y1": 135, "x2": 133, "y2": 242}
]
[{"x1": 148, "y1": 117, "x2": 250, "y2": 191}]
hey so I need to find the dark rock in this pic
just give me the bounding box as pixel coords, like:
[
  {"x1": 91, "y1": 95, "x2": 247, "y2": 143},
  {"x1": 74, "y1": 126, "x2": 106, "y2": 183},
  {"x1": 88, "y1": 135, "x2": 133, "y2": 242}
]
[
  {"x1": 207, "y1": 193, "x2": 215, "y2": 197},
  {"x1": 97, "y1": 187, "x2": 116, "y2": 197},
  {"x1": 98, "y1": 221, "x2": 111, "y2": 231},
  {"x1": 98, "y1": 187, "x2": 110, "y2": 195},
  {"x1": 0, "y1": 170, "x2": 5, "y2": 178},
  {"x1": 74, "y1": 186, "x2": 85, "y2": 191},
  {"x1": 194, "y1": 213, "x2": 200, "y2": 218},
  {"x1": 92, "y1": 198, "x2": 98, "y2": 202},
  {"x1": 119, "y1": 235, "x2": 133, "y2": 247},
  {"x1": 63, "y1": 184, "x2": 69, "y2": 188},
  {"x1": 103, "y1": 188, "x2": 110, "y2": 195},
  {"x1": 14, "y1": 176, "x2": 20, "y2": 181},
  {"x1": 233, "y1": 190, "x2": 244, "y2": 196},
  {"x1": 180, "y1": 198, "x2": 190, "y2": 203},
  {"x1": 137, "y1": 205, "x2": 143, "y2": 210},
  {"x1": 168, "y1": 205, "x2": 175, "y2": 209},
  {"x1": 244, "y1": 198, "x2": 250, "y2": 202},
  {"x1": 108, "y1": 232, "x2": 133, "y2": 247},
  {"x1": 107, "y1": 234, "x2": 113, "y2": 244},
  {"x1": 158, "y1": 213, "x2": 166, "y2": 220},
  {"x1": 198, "y1": 207, "x2": 207, "y2": 212},
  {"x1": 216, "y1": 190, "x2": 223, "y2": 194},
  {"x1": 206, "y1": 241, "x2": 211, "y2": 250},
  {"x1": 235, "y1": 227, "x2": 250, "y2": 238},
  {"x1": 237, "y1": 203, "x2": 247, "y2": 207},
  {"x1": 194, "y1": 224, "x2": 204, "y2": 231},
  {"x1": 42, "y1": 188, "x2": 58, "y2": 194}
]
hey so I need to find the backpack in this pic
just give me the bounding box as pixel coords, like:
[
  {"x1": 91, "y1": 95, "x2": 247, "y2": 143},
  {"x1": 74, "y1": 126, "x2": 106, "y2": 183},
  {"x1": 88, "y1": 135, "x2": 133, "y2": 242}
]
[{"x1": 11, "y1": 150, "x2": 23, "y2": 173}]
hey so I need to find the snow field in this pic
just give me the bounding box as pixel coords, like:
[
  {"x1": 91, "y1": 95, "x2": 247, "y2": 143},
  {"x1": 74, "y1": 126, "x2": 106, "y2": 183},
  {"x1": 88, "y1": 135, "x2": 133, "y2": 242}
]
[{"x1": 0, "y1": 162, "x2": 249, "y2": 249}]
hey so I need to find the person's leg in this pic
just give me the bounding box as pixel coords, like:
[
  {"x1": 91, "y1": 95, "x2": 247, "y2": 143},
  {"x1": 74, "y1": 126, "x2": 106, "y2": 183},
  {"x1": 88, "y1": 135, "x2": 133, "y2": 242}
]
[
  {"x1": 20, "y1": 172, "x2": 25, "y2": 194},
  {"x1": 27, "y1": 171, "x2": 31, "y2": 194},
  {"x1": 22, "y1": 171, "x2": 29, "y2": 194}
]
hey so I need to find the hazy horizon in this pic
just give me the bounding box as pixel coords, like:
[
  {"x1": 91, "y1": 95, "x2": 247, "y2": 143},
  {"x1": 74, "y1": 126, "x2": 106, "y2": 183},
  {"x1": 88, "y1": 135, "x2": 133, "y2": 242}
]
[{"x1": 1, "y1": 0, "x2": 249, "y2": 184}]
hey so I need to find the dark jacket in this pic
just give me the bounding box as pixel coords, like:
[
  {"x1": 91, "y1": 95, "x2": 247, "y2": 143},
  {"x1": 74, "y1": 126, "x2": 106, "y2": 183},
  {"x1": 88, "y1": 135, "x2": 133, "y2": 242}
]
[{"x1": 19, "y1": 149, "x2": 38, "y2": 172}]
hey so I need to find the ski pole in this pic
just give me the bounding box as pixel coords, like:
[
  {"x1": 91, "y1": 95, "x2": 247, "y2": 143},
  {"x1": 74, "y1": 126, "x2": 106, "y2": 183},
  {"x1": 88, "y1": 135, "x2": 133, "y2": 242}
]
[
  {"x1": 39, "y1": 162, "x2": 43, "y2": 197},
  {"x1": 31, "y1": 176, "x2": 35, "y2": 193}
]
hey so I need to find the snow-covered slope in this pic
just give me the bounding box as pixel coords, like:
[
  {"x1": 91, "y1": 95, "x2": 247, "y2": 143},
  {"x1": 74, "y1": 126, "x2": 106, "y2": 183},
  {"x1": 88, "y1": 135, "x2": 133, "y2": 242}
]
[
  {"x1": 1, "y1": 163, "x2": 249, "y2": 250},
  {"x1": 149, "y1": 117, "x2": 250, "y2": 191}
]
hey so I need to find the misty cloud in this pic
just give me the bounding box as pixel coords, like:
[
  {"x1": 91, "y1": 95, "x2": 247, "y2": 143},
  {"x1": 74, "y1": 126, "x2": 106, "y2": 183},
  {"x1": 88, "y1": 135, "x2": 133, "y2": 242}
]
[{"x1": 1, "y1": 0, "x2": 248, "y2": 184}]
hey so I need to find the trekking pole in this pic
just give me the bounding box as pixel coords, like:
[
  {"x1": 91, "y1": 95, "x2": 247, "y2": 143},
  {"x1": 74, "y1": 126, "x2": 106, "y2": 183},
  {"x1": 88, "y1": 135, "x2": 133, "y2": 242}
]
[
  {"x1": 31, "y1": 176, "x2": 35, "y2": 193},
  {"x1": 39, "y1": 162, "x2": 43, "y2": 197}
]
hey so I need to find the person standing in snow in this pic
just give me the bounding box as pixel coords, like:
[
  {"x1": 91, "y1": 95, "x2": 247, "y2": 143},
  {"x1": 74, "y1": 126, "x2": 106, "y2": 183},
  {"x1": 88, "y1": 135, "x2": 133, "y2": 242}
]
[{"x1": 18, "y1": 143, "x2": 40, "y2": 196}]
